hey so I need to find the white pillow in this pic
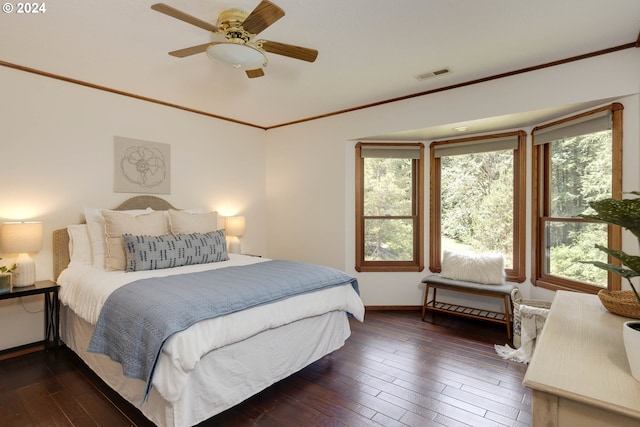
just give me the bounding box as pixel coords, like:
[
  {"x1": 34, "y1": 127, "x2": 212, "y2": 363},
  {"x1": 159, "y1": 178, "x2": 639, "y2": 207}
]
[
  {"x1": 67, "y1": 224, "x2": 92, "y2": 267},
  {"x1": 168, "y1": 209, "x2": 219, "y2": 234},
  {"x1": 440, "y1": 250, "x2": 505, "y2": 285},
  {"x1": 102, "y1": 210, "x2": 168, "y2": 271},
  {"x1": 84, "y1": 207, "x2": 153, "y2": 269}
]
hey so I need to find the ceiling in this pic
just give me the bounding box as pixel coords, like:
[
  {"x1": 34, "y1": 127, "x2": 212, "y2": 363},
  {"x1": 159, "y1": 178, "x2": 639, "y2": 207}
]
[{"x1": 2, "y1": 0, "x2": 639, "y2": 138}]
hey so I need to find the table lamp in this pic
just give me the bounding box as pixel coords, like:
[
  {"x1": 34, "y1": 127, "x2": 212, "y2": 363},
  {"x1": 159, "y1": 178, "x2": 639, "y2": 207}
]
[
  {"x1": 1, "y1": 221, "x2": 43, "y2": 287},
  {"x1": 225, "y1": 216, "x2": 245, "y2": 254}
]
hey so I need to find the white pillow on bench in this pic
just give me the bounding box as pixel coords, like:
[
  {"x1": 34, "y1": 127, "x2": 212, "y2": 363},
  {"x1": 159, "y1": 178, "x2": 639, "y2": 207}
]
[{"x1": 440, "y1": 250, "x2": 505, "y2": 285}]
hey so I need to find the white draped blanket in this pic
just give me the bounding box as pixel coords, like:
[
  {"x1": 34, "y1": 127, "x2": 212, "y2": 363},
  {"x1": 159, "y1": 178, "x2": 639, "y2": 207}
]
[{"x1": 495, "y1": 304, "x2": 549, "y2": 363}]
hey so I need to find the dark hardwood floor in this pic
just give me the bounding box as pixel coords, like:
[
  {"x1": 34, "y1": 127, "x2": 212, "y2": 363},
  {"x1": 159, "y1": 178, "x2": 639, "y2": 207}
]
[{"x1": 0, "y1": 310, "x2": 531, "y2": 427}]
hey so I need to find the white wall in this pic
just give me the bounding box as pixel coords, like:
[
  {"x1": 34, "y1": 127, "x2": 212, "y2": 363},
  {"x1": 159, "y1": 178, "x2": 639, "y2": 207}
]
[
  {"x1": 265, "y1": 48, "x2": 640, "y2": 307},
  {"x1": 0, "y1": 66, "x2": 267, "y2": 350},
  {"x1": 1, "y1": 47, "x2": 639, "y2": 350}
]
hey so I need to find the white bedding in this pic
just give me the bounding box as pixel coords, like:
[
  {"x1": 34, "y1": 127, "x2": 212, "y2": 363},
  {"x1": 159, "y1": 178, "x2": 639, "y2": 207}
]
[
  {"x1": 59, "y1": 253, "x2": 269, "y2": 324},
  {"x1": 58, "y1": 254, "x2": 365, "y2": 403}
]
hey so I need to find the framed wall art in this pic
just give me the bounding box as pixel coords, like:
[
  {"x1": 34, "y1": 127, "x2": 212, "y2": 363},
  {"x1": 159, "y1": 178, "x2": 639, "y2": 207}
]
[{"x1": 113, "y1": 136, "x2": 170, "y2": 194}]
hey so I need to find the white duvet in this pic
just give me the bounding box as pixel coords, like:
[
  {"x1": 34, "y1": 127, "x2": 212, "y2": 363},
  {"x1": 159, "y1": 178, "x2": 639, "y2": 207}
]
[{"x1": 58, "y1": 254, "x2": 365, "y2": 403}]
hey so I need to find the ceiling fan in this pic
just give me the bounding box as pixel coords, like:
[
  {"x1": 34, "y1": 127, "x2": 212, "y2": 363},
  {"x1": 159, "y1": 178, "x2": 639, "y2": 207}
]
[{"x1": 151, "y1": 1, "x2": 318, "y2": 78}]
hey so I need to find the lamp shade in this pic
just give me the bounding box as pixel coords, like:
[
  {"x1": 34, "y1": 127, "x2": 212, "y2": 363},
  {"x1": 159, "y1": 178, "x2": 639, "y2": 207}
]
[
  {"x1": 225, "y1": 216, "x2": 245, "y2": 237},
  {"x1": 1, "y1": 222, "x2": 43, "y2": 253},
  {"x1": 206, "y1": 43, "x2": 267, "y2": 69}
]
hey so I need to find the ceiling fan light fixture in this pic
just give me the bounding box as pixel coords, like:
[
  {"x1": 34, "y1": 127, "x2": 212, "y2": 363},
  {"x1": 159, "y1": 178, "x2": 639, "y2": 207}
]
[{"x1": 206, "y1": 43, "x2": 267, "y2": 69}]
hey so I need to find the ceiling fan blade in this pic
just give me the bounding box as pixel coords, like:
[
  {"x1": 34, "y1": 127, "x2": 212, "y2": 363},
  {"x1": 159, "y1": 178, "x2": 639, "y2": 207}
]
[
  {"x1": 168, "y1": 43, "x2": 211, "y2": 58},
  {"x1": 246, "y1": 69, "x2": 265, "y2": 78},
  {"x1": 151, "y1": 3, "x2": 218, "y2": 33},
  {"x1": 261, "y1": 40, "x2": 318, "y2": 62},
  {"x1": 242, "y1": 0, "x2": 285, "y2": 35}
]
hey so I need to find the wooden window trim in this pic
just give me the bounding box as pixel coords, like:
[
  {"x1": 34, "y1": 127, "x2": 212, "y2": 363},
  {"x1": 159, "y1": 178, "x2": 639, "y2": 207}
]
[
  {"x1": 429, "y1": 131, "x2": 527, "y2": 282},
  {"x1": 531, "y1": 103, "x2": 623, "y2": 294},
  {"x1": 355, "y1": 142, "x2": 424, "y2": 272}
]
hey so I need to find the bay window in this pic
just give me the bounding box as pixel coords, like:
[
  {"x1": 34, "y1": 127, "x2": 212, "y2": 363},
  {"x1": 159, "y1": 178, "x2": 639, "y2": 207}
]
[
  {"x1": 355, "y1": 142, "x2": 424, "y2": 272},
  {"x1": 430, "y1": 131, "x2": 526, "y2": 282},
  {"x1": 532, "y1": 103, "x2": 623, "y2": 293}
]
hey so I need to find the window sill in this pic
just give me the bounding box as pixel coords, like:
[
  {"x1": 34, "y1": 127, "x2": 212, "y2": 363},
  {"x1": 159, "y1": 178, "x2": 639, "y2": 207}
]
[
  {"x1": 533, "y1": 278, "x2": 602, "y2": 295},
  {"x1": 356, "y1": 264, "x2": 424, "y2": 273}
]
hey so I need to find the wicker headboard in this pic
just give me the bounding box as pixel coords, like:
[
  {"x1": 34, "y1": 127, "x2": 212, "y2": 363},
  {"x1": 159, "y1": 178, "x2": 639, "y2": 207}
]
[{"x1": 53, "y1": 195, "x2": 176, "y2": 280}]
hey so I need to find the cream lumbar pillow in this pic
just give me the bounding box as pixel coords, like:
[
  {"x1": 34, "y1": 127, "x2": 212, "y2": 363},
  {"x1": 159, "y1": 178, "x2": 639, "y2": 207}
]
[
  {"x1": 440, "y1": 250, "x2": 505, "y2": 285},
  {"x1": 102, "y1": 210, "x2": 168, "y2": 271}
]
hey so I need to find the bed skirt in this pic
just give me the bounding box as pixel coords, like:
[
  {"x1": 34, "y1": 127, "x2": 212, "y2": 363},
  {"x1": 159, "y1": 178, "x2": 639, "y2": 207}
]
[{"x1": 61, "y1": 305, "x2": 352, "y2": 427}]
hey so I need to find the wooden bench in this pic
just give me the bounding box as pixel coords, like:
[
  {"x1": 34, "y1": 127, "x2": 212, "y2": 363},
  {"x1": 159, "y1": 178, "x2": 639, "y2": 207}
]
[{"x1": 421, "y1": 274, "x2": 516, "y2": 340}]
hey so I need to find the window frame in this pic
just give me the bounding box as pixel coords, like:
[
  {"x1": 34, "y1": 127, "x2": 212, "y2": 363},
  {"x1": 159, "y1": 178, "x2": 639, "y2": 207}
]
[
  {"x1": 532, "y1": 103, "x2": 623, "y2": 294},
  {"x1": 429, "y1": 131, "x2": 527, "y2": 282},
  {"x1": 355, "y1": 142, "x2": 424, "y2": 272}
]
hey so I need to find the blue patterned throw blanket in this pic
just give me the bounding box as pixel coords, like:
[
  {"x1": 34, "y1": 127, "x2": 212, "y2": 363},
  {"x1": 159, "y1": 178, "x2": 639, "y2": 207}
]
[{"x1": 88, "y1": 260, "x2": 359, "y2": 400}]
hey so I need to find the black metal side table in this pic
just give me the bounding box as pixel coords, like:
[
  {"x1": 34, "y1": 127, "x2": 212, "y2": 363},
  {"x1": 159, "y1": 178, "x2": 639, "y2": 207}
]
[{"x1": 0, "y1": 280, "x2": 60, "y2": 355}]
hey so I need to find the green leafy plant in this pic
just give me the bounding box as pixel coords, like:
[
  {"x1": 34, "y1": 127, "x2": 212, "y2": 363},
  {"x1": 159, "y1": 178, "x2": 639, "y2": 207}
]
[
  {"x1": 0, "y1": 257, "x2": 17, "y2": 274},
  {"x1": 580, "y1": 192, "x2": 640, "y2": 304}
]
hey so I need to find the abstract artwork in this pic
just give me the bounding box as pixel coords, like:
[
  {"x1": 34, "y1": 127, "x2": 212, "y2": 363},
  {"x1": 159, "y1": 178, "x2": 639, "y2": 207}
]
[{"x1": 114, "y1": 136, "x2": 170, "y2": 194}]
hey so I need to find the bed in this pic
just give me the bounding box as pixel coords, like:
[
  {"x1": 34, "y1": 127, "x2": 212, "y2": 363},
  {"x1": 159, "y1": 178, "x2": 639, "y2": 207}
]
[{"x1": 53, "y1": 195, "x2": 365, "y2": 427}]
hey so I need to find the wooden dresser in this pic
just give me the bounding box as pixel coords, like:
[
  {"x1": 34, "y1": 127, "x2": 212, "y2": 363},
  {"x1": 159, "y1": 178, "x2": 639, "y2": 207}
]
[{"x1": 523, "y1": 290, "x2": 640, "y2": 426}]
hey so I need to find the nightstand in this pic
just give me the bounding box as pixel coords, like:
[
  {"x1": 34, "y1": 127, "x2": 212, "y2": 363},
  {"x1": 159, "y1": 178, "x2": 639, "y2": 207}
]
[{"x1": 0, "y1": 280, "x2": 60, "y2": 356}]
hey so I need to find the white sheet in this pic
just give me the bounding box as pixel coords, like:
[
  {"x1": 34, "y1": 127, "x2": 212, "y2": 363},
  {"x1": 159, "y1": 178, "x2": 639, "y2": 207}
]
[{"x1": 57, "y1": 254, "x2": 365, "y2": 403}]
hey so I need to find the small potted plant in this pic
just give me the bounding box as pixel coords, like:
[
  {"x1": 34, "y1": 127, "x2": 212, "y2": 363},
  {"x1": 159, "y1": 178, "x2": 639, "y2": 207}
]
[
  {"x1": 580, "y1": 192, "x2": 640, "y2": 380},
  {"x1": 0, "y1": 257, "x2": 17, "y2": 293}
]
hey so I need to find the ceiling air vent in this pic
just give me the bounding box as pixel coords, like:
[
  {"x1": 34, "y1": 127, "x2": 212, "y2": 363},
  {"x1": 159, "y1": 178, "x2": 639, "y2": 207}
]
[{"x1": 414, "y1": 67, "x2": 451, "y2": 81}]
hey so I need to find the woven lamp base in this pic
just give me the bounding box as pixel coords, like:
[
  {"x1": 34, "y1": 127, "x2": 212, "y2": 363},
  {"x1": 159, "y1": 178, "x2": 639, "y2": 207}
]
[{"x1": 598, "y1": 290, "x2": 640, "y2": 319}]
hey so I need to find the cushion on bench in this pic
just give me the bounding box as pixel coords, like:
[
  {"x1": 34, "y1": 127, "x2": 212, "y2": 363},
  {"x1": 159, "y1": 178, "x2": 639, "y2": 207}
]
[
  {"x1": 440, "y1": 250, "x2": 505, "y2": 285},
  {"x1": 422, "y1": 274, "x2": 516, "y2": 295}
]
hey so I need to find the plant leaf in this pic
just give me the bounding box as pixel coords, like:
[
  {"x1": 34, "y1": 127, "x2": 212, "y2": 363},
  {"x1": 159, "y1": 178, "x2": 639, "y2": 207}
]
[
  {"x1": 580, "y1": 197, "x2": 640, "y2": 239},
  {"x1": 594, "y1": 244, "x2": 640, "y2": 273},
  {"x1": 581, "y1": 260, "x2": 640, "y2": 279}
]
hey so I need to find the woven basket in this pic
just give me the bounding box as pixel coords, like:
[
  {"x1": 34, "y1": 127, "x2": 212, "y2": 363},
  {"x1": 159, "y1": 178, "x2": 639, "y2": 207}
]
[{"x1": 598, "y1": 290, "x2": 640, "y2": 319}]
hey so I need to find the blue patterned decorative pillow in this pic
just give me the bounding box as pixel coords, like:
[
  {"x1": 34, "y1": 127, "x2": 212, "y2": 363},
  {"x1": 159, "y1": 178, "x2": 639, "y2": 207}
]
[{"x1": 123, "y1": 230, "x2": 229, "y2": 272}]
